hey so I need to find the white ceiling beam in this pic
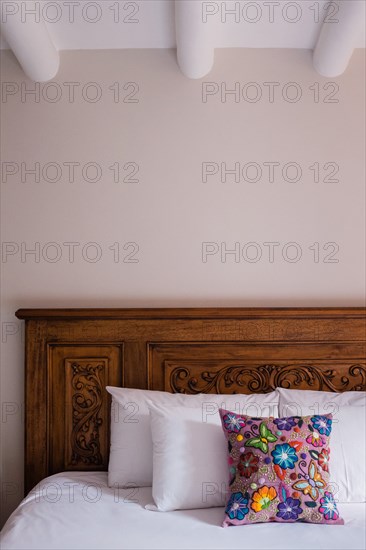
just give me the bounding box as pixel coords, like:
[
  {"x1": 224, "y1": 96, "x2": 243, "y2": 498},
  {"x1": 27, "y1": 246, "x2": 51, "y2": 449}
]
[
  {"x1": 175, "y1": 0, "x2": 214, "y2": 79},
  {"x1": 0, "y1": 1, "x2": 59, "y2": 81},
  {"x1": 313, "y1": 0, "x2": 364, "y2": 77}
]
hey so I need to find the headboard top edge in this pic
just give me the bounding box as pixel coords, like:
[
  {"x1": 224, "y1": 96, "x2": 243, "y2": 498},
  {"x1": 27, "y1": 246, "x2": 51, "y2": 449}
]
[{"x1": 15, "y1": 307, "x2": 366, "y2": 321}]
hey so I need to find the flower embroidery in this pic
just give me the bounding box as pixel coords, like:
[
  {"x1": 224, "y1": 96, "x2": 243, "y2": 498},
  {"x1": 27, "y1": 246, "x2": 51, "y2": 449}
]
[
  {"x1": 223, "y1": 413, "x2": 246, "y2": 433},
  {"x1": 306, "y1": 430, "x2": 325, "y2": 448},
  {"x1": 238, "y1": 452, "x2": 259, "y2": 478},
  {"x1": 225, "y1": 492, "x2": 249, "y2": 520},
  {"x1": 274, "y1": 417, "x2": 296, "y2": 431},
  {"x1": 318, "y1": 448, "x2": 330, "y2": 472},
  {"x1": 271, "y1": 443, "x2": 298, "y2": 469},
  {"x1": 276, "y1": 497, "x2": 303, "y2": 521},
  {"x1": 251, "y1": 486, "x2": 277, "y2": 512},
  {"x1": 311, "y1": 416, "x2": 332, "y2": 436},
  {"x1": 319, "y1": 492, "x2": 339, "y2": 521}
]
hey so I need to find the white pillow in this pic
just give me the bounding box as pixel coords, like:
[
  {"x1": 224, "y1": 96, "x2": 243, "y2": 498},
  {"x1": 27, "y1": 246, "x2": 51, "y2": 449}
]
[
  {"x1": 107, "y1": 386, "x2": 278, "y2": 489},
  {"x1": 276, "y1": 387, "x2": 366, "y2": 415},
  {"x1": 147, "y1": 392, "x2": 279, "y2": 512},
  {"x1": 106, "y1": 387, "x2": 202, "y2": 487},
  {"x1": 277, "y1": 388, "x2": 366, "y2": 502}
]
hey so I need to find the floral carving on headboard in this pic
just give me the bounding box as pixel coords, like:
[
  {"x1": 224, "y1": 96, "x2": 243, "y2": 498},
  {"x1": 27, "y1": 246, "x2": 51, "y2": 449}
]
[
  {"x1": 70, "y1": 362, "x2": 104, "y2": 466},
  {"x1": 169, "y1": 363, "x2": 366, "y2": 394}
]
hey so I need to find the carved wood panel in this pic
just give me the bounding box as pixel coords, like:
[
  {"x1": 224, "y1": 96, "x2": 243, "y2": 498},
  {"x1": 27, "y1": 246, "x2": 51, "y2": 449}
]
[
  {"x1": 165, "y1": 361, "x2": 366, "y2": 394},
  {"x1": 147, "y1": 342, "x2": 366, "y2": 393},
  {"x1": 65, "y1": 359, "x2": 106, "y2": 468},
  {"x1": 49, "y1": 345, "x2": 123, "y2": 474}
]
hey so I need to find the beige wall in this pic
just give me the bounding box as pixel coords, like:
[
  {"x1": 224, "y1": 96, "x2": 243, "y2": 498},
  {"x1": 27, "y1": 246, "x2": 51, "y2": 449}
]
[{"x1": 0, "y1": 48, "x2": 365, "y2": 525}]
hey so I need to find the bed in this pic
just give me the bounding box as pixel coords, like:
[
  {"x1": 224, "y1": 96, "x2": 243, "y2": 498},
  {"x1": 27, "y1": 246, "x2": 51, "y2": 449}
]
[{"x1": 1, "y1": 307, "x2": 366, "y2": 549}]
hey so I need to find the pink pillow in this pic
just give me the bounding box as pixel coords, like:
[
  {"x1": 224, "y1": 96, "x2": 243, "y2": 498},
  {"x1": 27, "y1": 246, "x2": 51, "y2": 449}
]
[{"x1": 219, "y1": 409, "x2": 343, "y2": 527}]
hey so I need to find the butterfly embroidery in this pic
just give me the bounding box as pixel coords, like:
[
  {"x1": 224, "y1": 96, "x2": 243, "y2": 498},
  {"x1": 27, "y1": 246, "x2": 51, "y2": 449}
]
[
  {"x1": 292, "y1": 460, "x2": 326, "y2": 501},
  {"x1": 246, "y1": 422, "x2": 277, "y2": 453}
]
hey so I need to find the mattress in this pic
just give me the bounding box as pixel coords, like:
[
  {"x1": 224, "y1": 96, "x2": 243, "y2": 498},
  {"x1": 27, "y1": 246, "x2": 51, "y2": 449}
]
[{"x1": 1, "y1": 472, "x2": 365, "y2": 550}]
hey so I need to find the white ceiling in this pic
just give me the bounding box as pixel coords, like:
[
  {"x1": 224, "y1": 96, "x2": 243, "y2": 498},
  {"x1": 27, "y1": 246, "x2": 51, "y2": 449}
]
[
  {"x1": 0, "y1": 0, "x2": 365, "y2": 80},
  {"x1": 1, "y1": 0, "x2": 365, "y2": 51}
]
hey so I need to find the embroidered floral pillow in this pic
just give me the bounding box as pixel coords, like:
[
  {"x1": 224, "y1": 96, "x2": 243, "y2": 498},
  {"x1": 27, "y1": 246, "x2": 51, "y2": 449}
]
[{"x1": 219, "y1": 409, "x2": 343, "y2": 527}]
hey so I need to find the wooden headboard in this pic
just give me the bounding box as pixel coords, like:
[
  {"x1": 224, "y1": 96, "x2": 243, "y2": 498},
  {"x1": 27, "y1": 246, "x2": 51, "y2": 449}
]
[{"x1": 16, "y1": 307, "x2": 366, "y2": 493}]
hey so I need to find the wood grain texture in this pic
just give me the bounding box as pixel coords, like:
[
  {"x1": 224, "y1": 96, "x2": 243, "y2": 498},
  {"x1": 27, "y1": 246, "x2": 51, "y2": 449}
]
[{"x1": 16, "y1": 308, "x2": 366, "y2": 493}]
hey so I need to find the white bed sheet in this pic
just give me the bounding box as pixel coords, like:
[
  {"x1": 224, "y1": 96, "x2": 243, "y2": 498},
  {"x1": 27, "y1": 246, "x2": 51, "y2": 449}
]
[{"x1": 1, "y1": 472, "x2": 365, "y2": 550}]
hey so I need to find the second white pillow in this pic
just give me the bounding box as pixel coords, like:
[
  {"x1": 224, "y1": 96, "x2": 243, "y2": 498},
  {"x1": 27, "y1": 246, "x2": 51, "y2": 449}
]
[
  {"x1": 148, "y1": 403, "x2": 227, "y2": 512},
  {"x1": 147, "y1": 392, "x2": 278, "y2": 512}
]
